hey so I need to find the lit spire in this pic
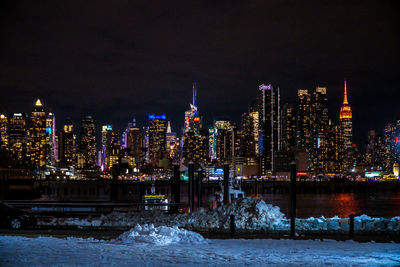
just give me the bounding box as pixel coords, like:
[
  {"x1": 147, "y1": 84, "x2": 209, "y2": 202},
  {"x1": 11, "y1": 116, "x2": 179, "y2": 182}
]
[
  {"x1": 167, "y1": 121, "x2": 172, "y2": 133},
  {"x1": 343, "y1": 79, "x2": 348, "y2": 105},
  {"x1": 35, "y1": 99, "x2": 43, "y2": 106},
  {"x1": 192, "y1": 82, "x2": 197, "y2": 108},
  {"x1": 339, "y1": 79, "x2": 352, "y2": 120}
]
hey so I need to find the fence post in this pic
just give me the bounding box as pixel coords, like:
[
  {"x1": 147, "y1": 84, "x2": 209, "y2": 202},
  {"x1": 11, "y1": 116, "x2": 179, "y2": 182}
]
[
  {"x1": 223, "y1": 164, "x2": 229, "y2": 205},
  {"x1": 290, "y1": 161, "x2": 297, "y2": 238},
  {"x1": 349, "y1": 214, "x2": 355, "y2": 238},
  {"x1": 172, "y1": 164, "x2": 180, "y2": 213},
  {"x1": 230, "y1": 214, "x2": 235, "y2": 237},
  {"x1": 188, "y1": 162, "x2": 194, "y2": 213}
]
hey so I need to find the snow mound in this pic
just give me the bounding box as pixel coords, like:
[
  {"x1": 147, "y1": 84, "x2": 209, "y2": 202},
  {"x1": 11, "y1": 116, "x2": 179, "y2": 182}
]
[
  {"x1": 116, "y1": 224, "x2": 205, "y2": 246},
  {"x1": 188, "y1": 198, "x2": 285, "y2": 230}
]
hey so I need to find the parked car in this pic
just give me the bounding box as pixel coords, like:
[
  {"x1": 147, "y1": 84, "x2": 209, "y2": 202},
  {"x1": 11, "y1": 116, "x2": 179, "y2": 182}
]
[{"x1": 0, "y1": 202, "x2": 37, "y2": 229}]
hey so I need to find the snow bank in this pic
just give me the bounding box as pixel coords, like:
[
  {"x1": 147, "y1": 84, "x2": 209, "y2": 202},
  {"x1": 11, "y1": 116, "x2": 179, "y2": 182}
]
[
  {"x1": 37, "y1": 198, "x2": 400, "y2": 233},
  {"x1": 116, "y1": 224, "x2": 205, "y2": 246},
  {"x1": 38, "y1": 198, "x2": 286, "y2": 231}
]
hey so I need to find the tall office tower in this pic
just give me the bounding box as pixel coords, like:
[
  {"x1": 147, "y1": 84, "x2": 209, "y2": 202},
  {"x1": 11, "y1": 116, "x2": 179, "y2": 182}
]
[
  {"x1": 182, "y1": 129, "x2": 208, "y2": 164},
  {"x1": 383, "y1": 123, "x2": 396, "y2": 172},
  {"x1": 184, "y1": 83, "x2": 201, "y2": 135},
  {"x1": 339, "y1": 80, "x2": 353, "y2": 150},
  {"x1": 258, "y1": 84, "x2": 281, "y2": 173},
  {"x1": 208, "y1": 126, "x2": 216, "y2": 160},
  {"x1": 122, "y1": 118, "x2": 137, "y2": 149},
  {"x1": 0, "y1": 113, "x2": 8, "y2": 150},
  {"x1": 365, "y1": 130, "x2": 376, "y2": 165},
  {"x1": 239, "y1": 113, "x2": 254, "y2": 157},
  {"x1": 375, "y1": 135, "x2": 386, "y2": 170},
  {"x1": 215, "y1": 128, "x2": 232, "y2": 162},
  {"x1": 281, "y1": 103, "x2": 296, "y2": 152},
  {"x1": 324, "y1": 120, "x2": 343, "y2": 174},
  {"x1": 166, "y1": 121, "x2": 177, "y2": 156},
  {"x1": 312, "y1": 86, "x2": 329, "y2": 173},
  {"x1": 105, "y1": 128, "x2": 120, "y2": 170},
  {"x1": 9, "y1": 113, "x2": 27, "y2": 160},
  {"x1": 79, "y1": 115, "x2": 96, "y2": 168},
  {"x1": 249, "y1": 104, "x2": 259, "y2": 156},
  {"x1": 296, "y1": 89, "x2": 313, "y2": 149},
  {"x1": 296, "y1": 89, "x2": 314, "y2": 172},
  {"x1": 29, "y1": 99, "x2": 47, "y2": 167},
  {"x1": 148, "y1": 114, "x2": 167, "y2": 163},
  {"x1": 395, "y1": 119, "x2": 400, "y2": 158},
  {"x1": 126, "y1": 124, "x2": 144, "y2": 167},
  {"x1": 45, "y1": 112, "x2": 56, "y2": 166},
  {"x1": 209, "y1": 120, "x2": 231, "y2": 161},
  {"x1": 58, "y1": 123, "x2": 74, "y2": 167},
  {"x1": 101, "y1": 125, "x2": 113, "y2": 170}
]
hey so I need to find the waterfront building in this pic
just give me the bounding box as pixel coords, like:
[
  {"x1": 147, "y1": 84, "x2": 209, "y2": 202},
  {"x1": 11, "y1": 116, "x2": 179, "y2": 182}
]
[
  {"x1": 8, "y1": 113, "x2": 27, "y2": 160},
  {"x1": 58, "y1": 122, "x2": 74, "y2": 167},
  {"x1": 0, "y1": 113, "x2": 8, "y2": 150},
  {"x1": 126, "y1": 123, "x2": 144, "y2": 167},
  {"x1": 339, "y1": 80, "x2": 353, "y2": 150},
  {"x1": 148, "y1": 114, "x2": 167, "y2": 163},
  {"x1": 258, "y1": 84, "x2": 281, "y2": 174},
  {"x1": 166, "y1": 121, "x2": 177, "y2": 157},
  {"x1": 29, "y1": 99, "x2": 47, "y2": 167},
  {"x1": 296, "y1": 89, "x2": 312, "y2": 149},
  {"x1": 312, "y1": 86, "x2": 329, "y2": 174},
  {"x1": 79, "y1": 115, "x2": 96, "y2": 168},
  {"x1": 45, "y1": 112, "x2": 57, "y2": 166},
  {"x1": 281, "y1": 103, "x2": 296, "y2": 152},
  {"x1": 105, "y1": 128, "x2": 121, "y2": 170}
]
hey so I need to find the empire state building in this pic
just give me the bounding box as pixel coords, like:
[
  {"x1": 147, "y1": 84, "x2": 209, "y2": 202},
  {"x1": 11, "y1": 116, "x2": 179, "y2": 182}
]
[{"x1": 339, "y1": 80, "x2": 353, "y2": 150}]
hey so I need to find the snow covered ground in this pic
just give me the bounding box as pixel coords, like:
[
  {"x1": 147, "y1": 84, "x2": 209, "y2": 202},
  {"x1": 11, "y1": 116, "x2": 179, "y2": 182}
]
[{"x1": 1, "y1": 224, "x2": 399, "y2": 266}]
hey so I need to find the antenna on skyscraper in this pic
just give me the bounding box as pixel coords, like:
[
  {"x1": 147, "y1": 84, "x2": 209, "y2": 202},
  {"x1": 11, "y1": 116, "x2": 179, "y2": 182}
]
[{"x1": 192, "y1": 82, "x2": 197, "y2": 108}]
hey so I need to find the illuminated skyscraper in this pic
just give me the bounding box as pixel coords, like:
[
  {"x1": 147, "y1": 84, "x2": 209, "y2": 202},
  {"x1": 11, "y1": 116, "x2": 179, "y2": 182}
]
[
  {"x1": 339, "y1": 80, "x2": 353, "y2": 150},
  {"x1": 166, "y1": 121, "x2": 177, "y2": 156},
  {"x1": 258, "y1": 84, "x2": 281, "y2": 173},
  {"x1": 182, "y1": 129, "x2": 208, "y2": 164},
  {"x1": 46, "y1": 112, "x2": 56, "y2": 166},
  {"x1": 126, "y1": 124, "x2": 144, "y2": 167},
  {"x1": 184, "y1": 82, "x2": 201, "y2": 135},
  {"x1": 249, "y1": 104, "x2": 259, "y2": 156},
  {"x1": 148, "y1": 114, "x2": 167, "y2": 162},
  {"x1": 296, "y1": 89, "x2": 312, "y2": 149},
  {"x1": 0, "y1": 113, "x2": 8, "y2": 150},
  {"x1": 105, "y1": 128, "x2": 120, "y2": 170},
  {"x1": 312, "y1": 86, "x2": 329, "y2": 173},
  {"x1": 79, "y1": 115, "x2": 96, "y2": 168},
  {"x1": 9, "y1": 113, "x2": 27, "y2": 160},
  {"x1": 281, "y1": 103, "x2": 296, "y2": 152},
  {"x1": 101, "y1": 125, "x2": 113, "y2": 170},
  {"x1": 58, "y1": 122, "x2": 74, "y2": 167},
  {"x1": 29, "y1": 99, "x2": 47, "y2": 167}
]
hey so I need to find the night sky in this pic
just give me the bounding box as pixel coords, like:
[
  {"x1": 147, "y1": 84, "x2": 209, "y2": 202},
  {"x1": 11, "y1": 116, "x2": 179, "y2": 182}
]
[{"x1": 0, "y1": 0, "x2": 399, "y2": 147}]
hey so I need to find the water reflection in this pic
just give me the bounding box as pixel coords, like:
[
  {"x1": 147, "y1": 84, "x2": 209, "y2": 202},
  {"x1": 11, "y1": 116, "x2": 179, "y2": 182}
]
[{"x1": 263, "y1": 192, "x2": 400, "y2": 218}]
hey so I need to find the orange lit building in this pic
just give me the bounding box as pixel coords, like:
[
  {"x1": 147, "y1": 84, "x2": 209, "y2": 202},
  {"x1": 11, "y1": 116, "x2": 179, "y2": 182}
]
[{"x1": 339, "y1": 80, "x2": 353, "y2": 150}]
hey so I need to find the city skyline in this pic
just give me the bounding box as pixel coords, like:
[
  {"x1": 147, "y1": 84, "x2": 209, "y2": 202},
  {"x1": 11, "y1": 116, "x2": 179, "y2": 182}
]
[
  {"x1": 0, "y1": 1, "x2": 399, "y2": 148},
  {"x1": 0, "y1": 79, "x2": 395, "y2": 149}
]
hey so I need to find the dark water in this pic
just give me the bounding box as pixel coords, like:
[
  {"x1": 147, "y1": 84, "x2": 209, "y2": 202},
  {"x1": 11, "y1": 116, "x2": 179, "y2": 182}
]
[{"x1": 262, "y1": 193, "x2": 400, "y2": 218}]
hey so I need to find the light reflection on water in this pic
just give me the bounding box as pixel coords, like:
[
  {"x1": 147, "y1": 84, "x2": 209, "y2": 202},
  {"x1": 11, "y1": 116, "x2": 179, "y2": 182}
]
[{"x1": 262, "y1": 192, "x2": 400, "y2": 218}]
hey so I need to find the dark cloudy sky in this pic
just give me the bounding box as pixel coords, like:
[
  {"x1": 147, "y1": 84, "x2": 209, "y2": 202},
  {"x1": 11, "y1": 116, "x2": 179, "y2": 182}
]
[{"x1": 0, "y1": 0, "x2": 399, "y2": 147}]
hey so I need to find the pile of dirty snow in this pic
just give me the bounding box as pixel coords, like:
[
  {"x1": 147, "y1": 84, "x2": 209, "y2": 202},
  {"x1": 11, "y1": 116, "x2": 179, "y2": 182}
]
[
  {"x1": 116, "y1": 224, "x2": 205, "y2": 246},
  {"x1": 38, "y1": 197, "x2": 286, "y2": 231},
  {"x1": 213, "y1": 198, "x2": 285, "y2": 230}
]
